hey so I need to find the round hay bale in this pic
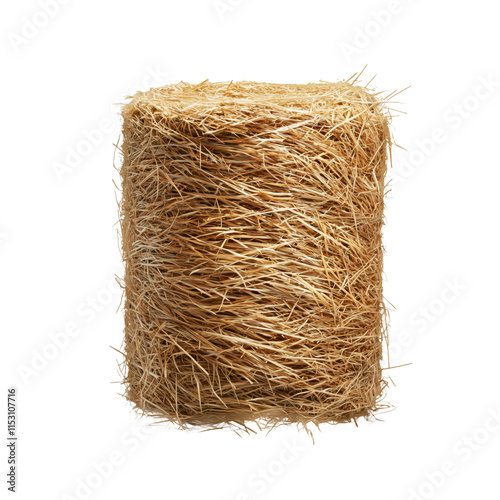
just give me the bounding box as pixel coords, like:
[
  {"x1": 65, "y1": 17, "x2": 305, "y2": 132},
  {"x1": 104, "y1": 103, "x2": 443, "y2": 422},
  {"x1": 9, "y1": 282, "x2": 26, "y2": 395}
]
[{"x1": 118, "y1": 79, "x2": 391, "y2": 431}]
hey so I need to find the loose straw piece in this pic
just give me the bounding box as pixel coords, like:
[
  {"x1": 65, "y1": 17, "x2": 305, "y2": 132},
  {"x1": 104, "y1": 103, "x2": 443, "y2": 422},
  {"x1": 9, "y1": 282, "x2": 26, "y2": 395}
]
[{"x1": 119, "y1": 78, "x2": 391, "y2": 431}]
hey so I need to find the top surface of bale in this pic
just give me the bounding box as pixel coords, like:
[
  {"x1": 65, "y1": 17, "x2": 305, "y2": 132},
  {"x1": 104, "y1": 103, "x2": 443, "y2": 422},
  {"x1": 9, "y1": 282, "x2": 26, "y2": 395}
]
[
  {"x1": 124, "y1": 81, "x2": 386, "y2": 136},
  {"x1": 119, "y1": 79, "x2": 391, "y2": 432}
]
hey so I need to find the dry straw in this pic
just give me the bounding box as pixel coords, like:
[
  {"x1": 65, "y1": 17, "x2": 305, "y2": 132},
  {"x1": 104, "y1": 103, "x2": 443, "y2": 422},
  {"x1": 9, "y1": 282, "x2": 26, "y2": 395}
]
[{"x1": 118, "y1": 75, "x2": 393, "y2": 432}]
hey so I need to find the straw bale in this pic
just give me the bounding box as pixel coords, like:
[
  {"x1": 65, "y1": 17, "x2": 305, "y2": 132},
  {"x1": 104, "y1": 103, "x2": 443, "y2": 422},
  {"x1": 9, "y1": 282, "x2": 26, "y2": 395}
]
[{"x1": 118, "y1": 78, "x2": 392, "y2": 430}]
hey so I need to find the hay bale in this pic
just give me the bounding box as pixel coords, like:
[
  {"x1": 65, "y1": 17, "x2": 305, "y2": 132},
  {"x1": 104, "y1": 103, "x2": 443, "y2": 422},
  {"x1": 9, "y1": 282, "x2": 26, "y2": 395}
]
[{"x1": 119, "y1": 79, "x2": 391, "y2": 430}]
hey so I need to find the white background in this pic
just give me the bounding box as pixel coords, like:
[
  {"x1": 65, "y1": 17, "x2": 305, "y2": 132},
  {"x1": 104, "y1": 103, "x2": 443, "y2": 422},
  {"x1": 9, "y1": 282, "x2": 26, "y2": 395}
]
[{"x1": 2, "y1": 1, "x2": 500, "y2": 499}]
